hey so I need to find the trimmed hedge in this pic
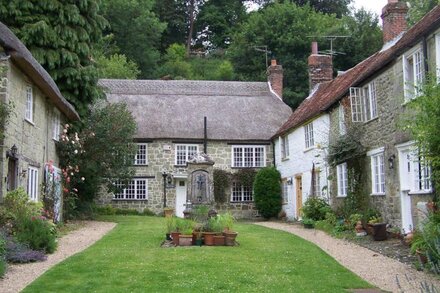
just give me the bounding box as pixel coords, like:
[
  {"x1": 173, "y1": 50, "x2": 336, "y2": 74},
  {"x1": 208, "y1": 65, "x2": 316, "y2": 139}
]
[{"x1": 253, "y1": 167, "x2": 282, "y2": 219}]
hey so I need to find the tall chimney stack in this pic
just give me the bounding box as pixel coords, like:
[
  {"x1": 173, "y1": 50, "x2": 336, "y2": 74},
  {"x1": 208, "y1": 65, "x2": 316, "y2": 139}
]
[
  {"x1": 381, "y1": 0, "x2": 408, "y2": 44},
  {"x1": 308, "y1": 42, "x2": 333, "y2": 93},
  {"x1": 267, "y1": 59, "x2": 283, "y2": 98}
]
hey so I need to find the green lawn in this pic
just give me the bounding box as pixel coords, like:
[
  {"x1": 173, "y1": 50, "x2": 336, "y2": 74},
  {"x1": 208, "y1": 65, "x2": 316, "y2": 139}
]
[{"x1": 24, "y1": 216, "x2": 373, "y2": 292}]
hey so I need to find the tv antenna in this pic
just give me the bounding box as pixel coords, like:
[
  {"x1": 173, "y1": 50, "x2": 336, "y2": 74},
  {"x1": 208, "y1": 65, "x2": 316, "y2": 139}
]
[
  {"x1": 307, "y1": 35, "x2": 350, "y2": 56},
  {"x1": 254, "y1": 45, "x2": 272, "y2": 67}
]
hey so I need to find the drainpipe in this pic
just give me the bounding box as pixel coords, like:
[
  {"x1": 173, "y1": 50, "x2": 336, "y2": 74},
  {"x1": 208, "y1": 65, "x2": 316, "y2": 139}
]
[
  {"x1": 272, "y1": 139, "x2": 276, "y2": 168},
  {"x1": 422, "y1": 36, "x2": 429, "y2": 74},
  {"x1": 162, "y1": 171, "x2": 167, "y2": 208},
  {"x1": 203, "y1": 116, "x2": 207, "y2": 154}
]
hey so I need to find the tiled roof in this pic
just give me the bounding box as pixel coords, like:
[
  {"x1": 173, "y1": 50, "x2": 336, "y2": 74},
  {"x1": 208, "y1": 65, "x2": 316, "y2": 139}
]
[
  {"x1": 275, "y1": 5, "x2": 440, "y2": 137},
  {"x1": 99, "y1": 79, "x2": 292, "y2": 141},
  {"x1": 0, "y1": 22, "x2": 79, "y2": 121}
]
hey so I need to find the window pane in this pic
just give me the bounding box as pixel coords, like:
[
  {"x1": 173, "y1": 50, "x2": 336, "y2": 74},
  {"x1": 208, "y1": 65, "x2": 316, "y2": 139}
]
[
  {"x1": 176, "y1": 145, "x2": 186, "y2": 165},
  {"x1": 231, "y1": 181, "x2": 241, "y2": 202},
  {"x1": 135, "y1": 144, "x2": 147, "y2": 165},
  {"x1": 255, "y1": 147, "x2": 264, "y2": 167},
  {"x1": 233, "y1": 147, "x2": 243, "y2": 167}
]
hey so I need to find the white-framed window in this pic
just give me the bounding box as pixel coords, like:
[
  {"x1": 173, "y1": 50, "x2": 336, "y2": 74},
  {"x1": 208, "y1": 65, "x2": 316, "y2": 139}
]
[
  {"x1": 114, "y1": 178, "x2": 148, "y2": 200},
  {"x1": 231, "y1": 146, "x2": 266, "y2": 168},
  {"x1": 27, "y1": 166, "x2": 38, "y2": 201},
  {"x1": 336, "y1": 163, "x2": 348, "y2": 197},
  {"x1": 304, "y1": 122, "x2": 314, "y2": 149},
  {"x1": 175, "y1": 144, "x2": 198, "y2": 166},
  {"x1": 414, "y1": 155, "x2": 432, "y2": 192},
  {"x1": 231, "y1": 181, "x2": 253, "y2": 202},
  {"x1": 338, "y1": 105, "x2": 346, "y2": 135},
  {"x1": 52, "y1": 109, "x2": 61, "y2": 140},
  {"x1": 349, "y1": 81, "x2": 378, "y2": 122},
  {"x1": 25, "y1": 85, "x2": 33, "y2": 123},
  {"x1": 281, "y1": 135, "x2": 289, "y2": 159},
  {"x1": 134, "y1": 143, "x2": 148, "y2": 165},
  {"x1": 368, "y1": 148, "x2": 385, "y2": 195},
  {"x1": 281, "y1": 179, "x2": 288, "y2": 203},
  {"x1": 403, "y1": 48, "x2": 424, "y2": 101},
  {"x1": 313, "y1": 170, "x2": 321, "y2": 197}
]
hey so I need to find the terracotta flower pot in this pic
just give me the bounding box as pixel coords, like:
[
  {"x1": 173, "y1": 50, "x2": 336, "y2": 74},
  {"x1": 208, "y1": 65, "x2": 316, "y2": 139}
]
[
  {"x1": 213, "y1": 235, "x2": 225, "y2": 246},
  {"x1": 179, "y1": 234, "x2": 193, "y2": 246},
  {"x1": 171, "y1": 232, "x2": 180, "y2": 246},
  {"x1": 223, "y1": 231, "x2": 238, "y2": 246},
  {"x1": 371, "y1": 223, "x2": 387, "y2": 241},
  {"x1": 164, "y1": 208, "x2": 174, "y2": 218},
  {"x1": 203, "y1": 232, "x2": 216, "y2": 246}
]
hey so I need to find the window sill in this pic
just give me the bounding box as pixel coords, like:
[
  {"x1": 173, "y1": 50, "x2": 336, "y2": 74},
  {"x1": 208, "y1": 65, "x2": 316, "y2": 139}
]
[
  {"x1": 281, "y1": 157, "x2": 290, "y2": 161},
  {"x1": 25, "y1": 118, "x2": 35, "y2": 126},
  {"x1": 230, "y1": 201, "x2": 254, "y2": 204},
  {"x1": 335, "y1": 195, "x2": 347, "y2": 198},
  {"x1": 52, "y1": 138, "x2": 59, "y2": 142},
  {"x1": 408, "y1": 190, "x2": 433, "y2": 196},
  {"x1": 231, "y1": 166, "x2": 265, "y2": 169},
  {"x1": 303, "y1": 146, "x2": 316, "y2": 153},
  {"x1": 133, "y1": 164, "x2": 149, "y2": 167},
  {"x1": 112, "y1": 199, "x2": 148, "y2": 201},
  {"x1": 370, "y1": 193, "x2": 386, "y2": 196},
  {"x1": 364, "y1": 116, "x2": 379, "y2": 124}
]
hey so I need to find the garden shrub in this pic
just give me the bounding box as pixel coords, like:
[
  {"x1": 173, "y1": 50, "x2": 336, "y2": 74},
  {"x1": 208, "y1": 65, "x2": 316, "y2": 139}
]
[
  {"x1": 213, "y1": 169, "x2": 230, "y2": 203},
  {"x1": 0, "y1": 233, "x2": 6, "y2": 277},
  {"x1": 253, "y1": 167, "x2": 282, "y2": 219},
  {"x1": 301, "y1": 197, "x2": 331, "y2": 221},
  {"x1": 5, "y1": 236, "x2": 47, "y2": 263},
  {"x1": 3, "y1": 188, "x2": 42, "y2": 229},
  {"x1": 15, "y1": 216, "x2": 57, "y2": 253}
]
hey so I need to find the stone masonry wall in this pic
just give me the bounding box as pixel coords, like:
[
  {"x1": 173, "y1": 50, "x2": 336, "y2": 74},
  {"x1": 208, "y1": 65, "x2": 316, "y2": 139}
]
[
  {"x1": 97, "y1": 140, "x2": 274, "y2": 218},
  {"x1": 1, "y1": 61, "x2": 65, "y2": 201}
]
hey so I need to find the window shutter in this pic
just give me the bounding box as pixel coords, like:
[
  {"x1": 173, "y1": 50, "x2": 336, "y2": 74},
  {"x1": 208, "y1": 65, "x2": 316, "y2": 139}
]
[{"x1": 350, "y1": 87, "x2": 364, "y2": 122}]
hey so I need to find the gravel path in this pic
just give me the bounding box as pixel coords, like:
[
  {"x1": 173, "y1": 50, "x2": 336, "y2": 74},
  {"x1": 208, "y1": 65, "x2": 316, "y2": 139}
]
[
  {"x1": 257, "y1": 222, "x2": 440, "y2": 293},
  {"x1": 0, "y1": 221, "x2": 116, "y2": 293}
]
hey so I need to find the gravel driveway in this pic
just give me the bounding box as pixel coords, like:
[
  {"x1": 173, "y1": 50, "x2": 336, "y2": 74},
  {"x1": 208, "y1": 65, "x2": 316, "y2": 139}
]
[
  {"x1": 257, "y1": 222, "x2": 440, "y2": 292},
  {"x1": 0, "y1": 221, "x2": 116, "y2": 293}
]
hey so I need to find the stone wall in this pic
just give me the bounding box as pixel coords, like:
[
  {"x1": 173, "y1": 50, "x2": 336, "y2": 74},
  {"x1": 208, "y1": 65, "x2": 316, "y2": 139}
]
[
  {"x1": 97, "y1": 139, "x2": 273, "y2": 218},
  {"x1": 0, "y1": 61, "x2": 65, "y2": 201},
  {"x1": 328, "y1": 36, "x2": 436, "y2": 229}
]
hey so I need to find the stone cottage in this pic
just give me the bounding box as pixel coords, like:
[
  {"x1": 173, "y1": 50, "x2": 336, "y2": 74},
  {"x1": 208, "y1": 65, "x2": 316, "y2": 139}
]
[
  {"x1": 273, "y1": 0, "x2": 440, "y2": 231},
  {"x1": 98, "y1": 63, "x2": 291, "y2": 218},
  {"x1": 0, "y1": 22, "x2": 80, "y2": 221}
]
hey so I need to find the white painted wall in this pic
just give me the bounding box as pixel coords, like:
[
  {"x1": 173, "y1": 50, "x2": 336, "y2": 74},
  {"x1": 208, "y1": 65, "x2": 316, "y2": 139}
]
[{"x1": 275, "y1": 114, "x2": 330, "y2": 220}]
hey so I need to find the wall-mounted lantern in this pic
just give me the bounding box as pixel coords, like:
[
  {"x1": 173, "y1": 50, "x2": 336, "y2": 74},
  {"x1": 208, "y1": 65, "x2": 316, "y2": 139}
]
[
  {"x1": 6, "y1": 144, "x2": 18, "y2": 159},
  {"x1": 388, "y1": 154, "x2": 396, "y2": 169}
]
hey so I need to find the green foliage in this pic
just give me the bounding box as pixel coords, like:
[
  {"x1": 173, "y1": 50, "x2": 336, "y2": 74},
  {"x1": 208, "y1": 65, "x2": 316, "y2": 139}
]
[
  {"x1": 263, "y1": 0, "x2": 353, "y2": 18},
  {"x1": 327, "y1": 124, "x2": 365, "y2": 166},
  {"x1": 175, "y1": 218, "x2": 195, "y2": 234},
  {"x1": 233, "y1": 168, "x2": 257, "y2": 187},
  {"x1": 96, "y1": 53, "x2": 140, "y2": 79},
  {"x1": 2, "y1": 188, "x2": 42, "y2": 231},
  {"x1": 213, "y1": 169, "x2": 231, "y2": 203},
  {"x1": 165, "y1": 216, "x2": 177, "y2": 233},
  {"x1": 302, "y1": 218, "x2": 315, "y2": 225},
  {"x1": 15, "y1": 216, "x2": 57, "y2": 253},
  {"x1": 102, "y1": 0, "x2": 166, "y2": 78},
  {"x1": 0, "y1": 0, "x2": 107, "y2": 116},
  {"x1": 153, "y1": 0, "x2": 187, "y2": 52},
  {"x1": 57, "y1": 102, "x2": 137, "y2": 211},
  {"x1": 301, "y1": 197, "x2": 331, "y2": 221},
  {"x1": 0, "y1": 233, "x2": 5, "y2": 277},
  {"x1": 412, "y1": 212, "x2": 440, "y2": 273},
  {"x1": 253, "y1": 167, "x2": 282, "y2": 219},
  {"x1": 194, "y1": 0, "x2": 248, "y2": 50},
  {"x1": 208, "y1": 216, "x2": 224, "y2": 233},
  {"x1": 405, "y1": 78, "x2": 440, "y2": 201},
  {"x1": 406, "y1": 0, "x2": 439, "y2": 26}
]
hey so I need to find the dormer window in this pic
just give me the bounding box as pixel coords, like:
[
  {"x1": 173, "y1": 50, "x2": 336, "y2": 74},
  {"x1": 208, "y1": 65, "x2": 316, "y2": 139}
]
[{"x1": 403, "y1": 48, "x2": 424, "y2": 101}]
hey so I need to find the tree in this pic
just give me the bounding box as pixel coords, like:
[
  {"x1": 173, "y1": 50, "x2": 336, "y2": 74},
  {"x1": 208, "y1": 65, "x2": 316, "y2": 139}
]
[
  {"x1": 406, "y1": 0, "x2": 439, "y2": 26},
  {"x1": 228, "y1": 3, "x2": 338, "y2": 108},
  {"x1": 257, "y1": 0, "x2": 353, "y2": 17},
  {"x1": 194, "y1": 0, "x2": 248, "y2": 50},
  {"x1": 0, "y1": 0, "x2": 107, "y2": 116},
  {"x1": 96, "y1": 54, "x2": 141, "y2": 79},
  {"x1": 153, "y1": 0, "x2": 187, "y2": 52},
  {"x1": 102, "y1": 0, "x2": 166, "y2": 78},
  {"x1": 253, "y1": 167, "x2": 282, "y2": 219},
  {"x1": 57, "y1": 102, "x2": 137, "y2": 208}
]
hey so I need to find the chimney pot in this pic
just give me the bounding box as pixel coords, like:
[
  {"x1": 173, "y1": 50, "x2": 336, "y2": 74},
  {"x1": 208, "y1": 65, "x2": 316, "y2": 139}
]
[
  {"x1": 311, "y1": 42, "x2": 318, "y2": 55},
  {"x1": 271, "y1": 59, "x2": 277, "y2": 66}
]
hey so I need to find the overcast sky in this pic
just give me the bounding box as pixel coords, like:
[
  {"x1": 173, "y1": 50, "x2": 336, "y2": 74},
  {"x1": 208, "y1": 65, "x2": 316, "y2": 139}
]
[{"x1": 352, "y1": 0, "x2": 388, "y2": 18}]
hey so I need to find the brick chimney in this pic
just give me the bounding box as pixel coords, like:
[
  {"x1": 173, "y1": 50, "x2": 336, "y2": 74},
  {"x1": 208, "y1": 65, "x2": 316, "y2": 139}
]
[
  {"x1": 381, "y1": 0, "x2": 408, "y2": 44},
  {"x1": 308, "y1": 42, "x2": 333, "y2": 93},
  {"x1": 267, "y1": 59, "x2": 283, "y2": 98}
]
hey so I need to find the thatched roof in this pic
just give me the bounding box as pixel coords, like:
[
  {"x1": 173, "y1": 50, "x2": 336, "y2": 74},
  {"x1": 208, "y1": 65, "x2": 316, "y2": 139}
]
[
  {"x1": 0, "y1": 22, "x2": 79, "y2": 121},
  {"x1": 99, "y1": 79, "x2": 292, "y2": 141}
]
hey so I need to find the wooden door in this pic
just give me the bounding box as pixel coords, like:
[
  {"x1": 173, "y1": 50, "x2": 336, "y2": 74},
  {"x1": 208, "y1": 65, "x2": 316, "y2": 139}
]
[{"x1": 295, "y1": 176, "x2": 302, "y2": 219}]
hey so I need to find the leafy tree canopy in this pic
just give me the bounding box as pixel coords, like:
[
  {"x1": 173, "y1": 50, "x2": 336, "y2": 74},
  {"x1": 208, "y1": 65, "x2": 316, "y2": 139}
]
[
  {"x1": 0, "y1": 0, "x2": 107, "y2": 116},
  {"x1": 407, "y1": 0, "x2": 439, "y2": 26},
  {"x1": 256, "y1": 0, "x2": 353, "y2": 17},
  {"x1": 101, "y1": 0, "x2": 166, "y2": 78},
  {"x1": 96, "y1": 53, "x2": 140, "y2": 79}
]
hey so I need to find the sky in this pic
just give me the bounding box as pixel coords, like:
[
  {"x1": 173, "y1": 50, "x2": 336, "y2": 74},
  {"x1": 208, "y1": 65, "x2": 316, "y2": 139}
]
[{"x1": 352, "y1": 0, "x2": 388, "y2": 18}]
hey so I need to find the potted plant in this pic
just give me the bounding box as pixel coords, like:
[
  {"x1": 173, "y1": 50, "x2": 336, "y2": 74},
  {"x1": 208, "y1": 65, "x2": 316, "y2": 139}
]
[
  {"x1": 163, "y1": 207, "x2": 174, "y2": 218},
  {"x1": 221, "y1": 212, "x2": 238, "y2": 246},
  {"x1": 178, "y1": 219, "x2": 195, "y2": 246},
  {"x1": 368, "y1": 216, "x2": 387, "y2": 241},
  {"x1": 387, "y1": 226, "x2": 402, "y2": 239},
  {"x1": 165, "y1": 216, "x2": 176, "y2": 241},
  {"x1": 349, "y1": 213, "x2": 366, "y2": 236},
  {"x1": 172, "y1": 217, "x2": 186, "y2": 246},
  {"x1": 302, "y1": 218, "x2": 315, "y2": 229},
  {"x1": 203, "y1": 217, "x2": 217, "y2": 246},
  {"x1": 211, "y1": 215, "x2": 225, "y2": 246}
]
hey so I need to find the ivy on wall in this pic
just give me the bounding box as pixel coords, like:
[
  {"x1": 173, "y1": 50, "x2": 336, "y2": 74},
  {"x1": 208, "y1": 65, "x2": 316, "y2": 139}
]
[{"x1": 213, "y1": 168, "x2": 257, "y2": 204}]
